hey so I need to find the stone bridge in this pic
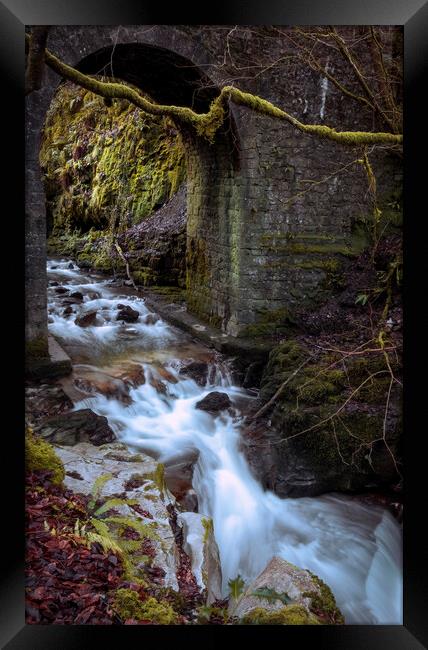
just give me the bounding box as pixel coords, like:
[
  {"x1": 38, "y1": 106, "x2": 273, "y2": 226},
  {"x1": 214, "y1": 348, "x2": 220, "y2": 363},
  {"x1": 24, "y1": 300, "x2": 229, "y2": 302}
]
[{"x1": 25, "y1": 25, "x2": 402, "y2": 373}]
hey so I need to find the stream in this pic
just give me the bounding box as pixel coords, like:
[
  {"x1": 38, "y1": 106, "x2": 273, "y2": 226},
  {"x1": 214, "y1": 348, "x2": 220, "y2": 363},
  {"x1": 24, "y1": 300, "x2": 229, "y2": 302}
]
[{"x1": 46, "y1": 258, "x2": 403, "y2": 625}]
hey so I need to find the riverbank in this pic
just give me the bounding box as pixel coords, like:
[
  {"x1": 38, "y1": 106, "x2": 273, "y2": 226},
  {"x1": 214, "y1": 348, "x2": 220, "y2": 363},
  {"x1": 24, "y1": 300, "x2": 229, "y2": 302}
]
[{"x1": 25, "y1": 257, "x2": 403, "y2": 625}]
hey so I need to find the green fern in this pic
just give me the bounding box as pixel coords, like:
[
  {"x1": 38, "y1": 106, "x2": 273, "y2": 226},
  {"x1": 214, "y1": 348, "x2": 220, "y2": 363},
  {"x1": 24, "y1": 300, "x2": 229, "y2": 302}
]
[
  {"x1": 103, "y1": 515, "x2": 161, "y2": 542},
  {"x1": 93, "y1": 497, "x2": 138, "y2": 517},
  {"x1": 252, "y1": 587, "x2": 294, "y2": 606},
  {"x1": 81, "y1": 473, "x2": 164, "y2": 581},
  {"x1": 88, "y1": 473, "x2": 113, "y2": 509},
  {"x1": 86, "y1": 531, "x2": 124, "y2": 555},
  {"x1": 89, "y1": 516, "x2": 110, "y2": 538},
  {"x1": 228, "y1": 574, "x2": 245, "y2": 600}
]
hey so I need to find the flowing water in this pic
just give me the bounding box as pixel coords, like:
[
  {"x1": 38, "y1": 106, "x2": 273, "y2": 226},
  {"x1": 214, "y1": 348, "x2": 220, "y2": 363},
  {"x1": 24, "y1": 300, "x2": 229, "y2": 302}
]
[{"x1": 47, "y1": 258, "x2": 403, "y2": 624}]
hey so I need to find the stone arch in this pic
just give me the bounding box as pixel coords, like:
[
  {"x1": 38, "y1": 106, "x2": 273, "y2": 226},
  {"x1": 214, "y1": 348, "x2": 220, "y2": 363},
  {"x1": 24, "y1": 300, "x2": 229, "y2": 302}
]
[{"x1": 25, "y1": 27, "x2": 245, "y2": 373}]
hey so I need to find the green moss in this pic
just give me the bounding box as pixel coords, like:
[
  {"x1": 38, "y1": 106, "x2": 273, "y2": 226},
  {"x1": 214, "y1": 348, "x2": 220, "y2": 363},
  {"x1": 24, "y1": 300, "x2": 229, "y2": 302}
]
[
  {"x1": 239, "y1": 307, "x2": 295, "y2": 339},
  {"x1": 302, "y1": 573, "x2": 345, "y2": 624},
  {"x1": 40, "y1": 80, "x2": 186, "y2": 237},
  {"x1": 25, "y1": 431, "x2": 65, "y2": 485},
  {"x1": 148, "y1": 285, "x2": 186, "y2": 299},
  {"x1": 26, "y1": 336, "x2": 49, "y2": 359},
  {"x1": 147, "y1": 463, "x2": 167, "y2": 500},
  {"x1": 241, "y1": 604, "x2": 321, "y2": 625},
  {"x1": 201, "y1": 517, "x2": 214, "y2": 544},
  {"x1": 112, "y1": 588, "x2": 178, "y2": 624}
]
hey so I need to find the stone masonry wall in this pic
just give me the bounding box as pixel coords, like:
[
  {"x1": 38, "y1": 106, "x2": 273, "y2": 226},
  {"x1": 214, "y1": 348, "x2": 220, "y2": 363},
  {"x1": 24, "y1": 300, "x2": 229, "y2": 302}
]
[{"x1": 25, "y1": 25, "x2": 402, "y2": 361}]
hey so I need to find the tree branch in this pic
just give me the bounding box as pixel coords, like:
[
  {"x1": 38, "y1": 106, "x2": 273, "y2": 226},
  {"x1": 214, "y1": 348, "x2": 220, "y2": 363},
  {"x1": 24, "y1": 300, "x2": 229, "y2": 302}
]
[{"x1": 26, "y1": 33, "x2": 403, "y2": 147}]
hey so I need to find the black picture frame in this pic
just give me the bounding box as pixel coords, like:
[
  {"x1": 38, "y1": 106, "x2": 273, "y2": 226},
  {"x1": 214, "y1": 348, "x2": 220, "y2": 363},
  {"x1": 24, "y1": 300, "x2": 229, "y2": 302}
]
[{"x1": 4, "y1": 0, "x2": 427, "y2": 647}]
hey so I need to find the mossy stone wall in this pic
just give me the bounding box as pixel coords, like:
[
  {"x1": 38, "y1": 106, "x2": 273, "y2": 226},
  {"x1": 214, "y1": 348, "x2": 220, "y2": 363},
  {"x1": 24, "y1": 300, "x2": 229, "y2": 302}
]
[
  {"x1": 26, "y1": 26, "x2": 402, "y2": 359},
  {"x1": 40, "y1": 81, "x2": 185, "y2": 236}
]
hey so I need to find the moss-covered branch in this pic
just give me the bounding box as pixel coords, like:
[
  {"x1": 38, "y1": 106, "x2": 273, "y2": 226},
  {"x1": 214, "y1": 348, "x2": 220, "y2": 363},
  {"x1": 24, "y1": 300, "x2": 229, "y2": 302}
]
[{"x1": 26, "y1": 33, "x2": 403, "y2": 147}]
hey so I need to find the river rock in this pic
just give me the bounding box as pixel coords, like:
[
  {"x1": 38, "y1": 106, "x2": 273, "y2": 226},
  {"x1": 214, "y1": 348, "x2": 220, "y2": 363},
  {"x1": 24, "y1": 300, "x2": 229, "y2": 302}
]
[
  {"x1": 230, "y1": 556, "x2": 343, "y2": 624},
  {"x1": 155, "y1": 365, "x2": 178, "y2": 384},
  {"x1": 74, "y1": 372, "x2": 131, "y2": 403},
  {"x1": 63, "y1": 306, "x2": 73, "y2": 316},
  {"x1": 35, "y1": 408, "x2": 116, "y2": 446},
  {"x1": 117, "y1": 362, "x2": 146, "y2": 387},
  {"x1": 25, "y1": 383, "x2": 74, "y2": 427},
  {"x1": 54, "y1": 286, "x2": 69, "y2": 295},
  {"x1": 87, "y1": 290, "x2": 101, "y2": 300},
  {"x1": 164, "y1": 460, "x2": 196, "y2": 502},
  {"x1": 179, "y1": 361, "x2": 209, "y2": 386},
  {"x1": 177, "y1": 512, "x2": 222, "y2": 604},
  {"x1": 116, "y1": 304, "x2": 139, "y2": 322},
  {"x1": 68, "y1": 262, "x2": 74, "y2": 269},
  {"x1": 75, "y1": 310, "x2": 98, "y2": 327},
  {"x1": 149, "y1": 376, "x2": 167, "y2": 394},
  {"x1": 195, "y1": 391, "x2": 232, "y2": 413},
  {"x1": 244, "y1": 339, "x2": 402, "y2": 497},
  {"x1": 69, "y1": 291, "x2": 84, "y2": 302},
  {"x1": 54, "y1": 441, "x2": 179, "y2": 590},
  {"x1": 144, "y1": 313, "x2": 159, "y2": 325},
  {"x1": 49, "y1": 281, "x2": 59, "y2": 287}
]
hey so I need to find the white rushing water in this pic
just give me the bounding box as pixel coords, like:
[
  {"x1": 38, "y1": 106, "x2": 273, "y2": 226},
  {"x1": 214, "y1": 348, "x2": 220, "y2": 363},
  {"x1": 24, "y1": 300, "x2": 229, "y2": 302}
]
[{"x1": 47, "y1": 259, "x2": 403, "y2": 624}]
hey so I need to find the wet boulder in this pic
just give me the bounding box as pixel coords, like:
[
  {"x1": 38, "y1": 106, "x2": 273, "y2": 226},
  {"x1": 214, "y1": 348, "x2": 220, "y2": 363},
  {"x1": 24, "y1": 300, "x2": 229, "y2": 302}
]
[
  {"x1": 75, "y1": 310, "x2": 98, "y2": 327},
  {"x1": 230, "y1": 556, "x2": 344, "y2": 625},
  {"x1": 54, "y1": 442, "x2": 179, "y2": 590},
  {"x1": 69, "y1": 291, "x2": 84, "y2": 302},
  {"x1": 155, "y1": 365, "x2": 178, "y2": 384},
  {"x1": 144, "y1": 313, "x2": 159, "y2": 325},
  {"x1": 35, "y1": 408, "x2": 116, "y2": 446},
  {"x1": 116, "y1": 304, "x2": 139, "y2": 323},
  {"x1": 195, "y1": 391, "x2": 232, "y2": 413},
  {"x1": 87, "y1": 290, "x2": 101, "y2": 300},
  {"x1": 164, "y1": 459, "x2": 197, "y2": 504},
  {"x1": 117, "y1": 363, "x2": 146, "y2": 387},
  {"x1": 74, "y1": 371, "x2": 131, "y2": 404},
  {"x1": 54, "y1": 286, "x2": 69, "y2": 295},
  {"x1": 149, "y1": 376, "x2": 167, "y2": 395},
  {"x1": 25, "y1": 383, "x2": 74, "y2": 428},
  {"x1": 49, "y1": 280, "x2": 59, "y2": 287},
  {"x1": 179, "y1": 361, "x2": 209, "y2": 386},
  {"x1": 63, "y1": 306, "x2": 73, "y2": 316}
]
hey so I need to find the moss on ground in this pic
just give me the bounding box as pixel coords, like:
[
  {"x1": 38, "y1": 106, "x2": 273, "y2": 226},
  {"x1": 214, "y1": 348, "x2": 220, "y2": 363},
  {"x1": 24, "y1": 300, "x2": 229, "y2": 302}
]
[
  {"x1": 302, "y1": 573, "x2": 345, "y2": 624},
  {"x1": 25, "y1": 430, "x2": 65, "y2": 485},
  {"x1": 241, "y1": 604, "x2": 321, "y2": 625},
  {"x1": 112, "y1": 588, "x2": 178, "y2": 624}
]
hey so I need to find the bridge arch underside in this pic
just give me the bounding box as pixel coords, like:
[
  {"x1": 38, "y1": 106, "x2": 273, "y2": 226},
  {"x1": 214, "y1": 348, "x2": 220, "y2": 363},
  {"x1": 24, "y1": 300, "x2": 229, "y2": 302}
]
[{"x1": 75, "y1": 43, "x2": 244, "y2": 335}]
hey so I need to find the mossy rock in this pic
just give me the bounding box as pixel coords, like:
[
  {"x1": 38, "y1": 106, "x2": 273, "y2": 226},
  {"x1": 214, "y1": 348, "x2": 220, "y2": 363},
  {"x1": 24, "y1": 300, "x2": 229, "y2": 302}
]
[
  {"x1": 302, "y1": 573, "x2": 345, "y2": 624},
  {"x1": 241, "y1": 604, "x2": 321, "y2": 625},
  {"x1": 25, "y1": 430, "x2": 65, "y2": 485},
  {"x1": 112, "y1": 588, "x2": 178, "y2": 624},
  {"x1": 253, "y1": 337, "x2": 402, "y2": 496}
]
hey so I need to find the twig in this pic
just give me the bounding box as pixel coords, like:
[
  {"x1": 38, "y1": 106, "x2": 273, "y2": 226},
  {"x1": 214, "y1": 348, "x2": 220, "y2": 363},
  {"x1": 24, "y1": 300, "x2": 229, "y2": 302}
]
[
  {"x1": 248, "y1": 355, "x2": 315, "y2": 422},
  {"x1": 274, "y1": 369, "x2": 389, "y2": 443},
  {"x1": 114, "y1": 241, "x2": 138, "y2": 291}
]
